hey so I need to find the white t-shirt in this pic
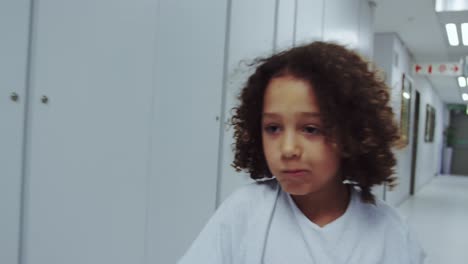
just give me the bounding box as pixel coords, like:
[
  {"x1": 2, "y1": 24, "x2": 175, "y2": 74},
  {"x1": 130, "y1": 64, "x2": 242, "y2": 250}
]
[{"x1": 178, "y1": 179, "x2": 426, "y2": 264}]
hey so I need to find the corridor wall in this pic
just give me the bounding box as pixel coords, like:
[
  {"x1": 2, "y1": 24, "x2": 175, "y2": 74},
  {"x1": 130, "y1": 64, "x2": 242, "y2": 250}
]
[{"x1": 373, "y1": 33, "x2": 446, "y2": 206}]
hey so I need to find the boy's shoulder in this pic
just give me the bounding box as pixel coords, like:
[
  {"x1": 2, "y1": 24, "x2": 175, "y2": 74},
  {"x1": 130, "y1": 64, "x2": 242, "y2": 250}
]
[
  {"x1": 214, "y1": 179, "x2": 279, "y2": 224},
  {"x1": 345, "y1": 190, "x2": 426, "y2": 263},
  {"x1": 354, "y1": 190, "x2": 409, "y2": 234},
  {"x1": 220, "y1": 179, "x2": 279, "y2": 211}
]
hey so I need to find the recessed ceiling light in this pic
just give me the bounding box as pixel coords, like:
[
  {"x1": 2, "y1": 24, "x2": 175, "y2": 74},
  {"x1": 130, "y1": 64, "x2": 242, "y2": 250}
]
[
  {"x1": 436, "y1": 0, "x2": 468, "y2": 12},
  {"x1": 446, "y1": 23, "x2": 460, "y2": 46},
  {"x1": 458, "y1": 76, "x2": 467, "y2": 87},
  {"x1": 462, "y1": 23, "x2": 468, "y2": 45},
  {"x1": 403, "y1": 92, "x2": 411, "y2": 99},
  {"x1": 435, "y1": 0, "x2": 443, "y2": 12},
  {"x1": 462, "y1": 93, "x2": 468, "y2": 101}
]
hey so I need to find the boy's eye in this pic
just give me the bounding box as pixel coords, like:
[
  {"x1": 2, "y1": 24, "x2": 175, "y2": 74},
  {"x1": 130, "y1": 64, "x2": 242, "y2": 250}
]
[
  {"x1": 303, "y1": 126, "x2": 321, "y2": 135},
  {"x1": 264, "y1": 125, "x2": 281, "y2": 134}
]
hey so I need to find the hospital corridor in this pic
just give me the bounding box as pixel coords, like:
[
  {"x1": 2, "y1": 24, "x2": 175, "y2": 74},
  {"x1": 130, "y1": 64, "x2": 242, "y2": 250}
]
[
  {"x1": 2, "y1": 0, "x2": 468, "y2": 263},
  {"x1": 398, "y1": 175, "x2": 468, "y2": 264}
]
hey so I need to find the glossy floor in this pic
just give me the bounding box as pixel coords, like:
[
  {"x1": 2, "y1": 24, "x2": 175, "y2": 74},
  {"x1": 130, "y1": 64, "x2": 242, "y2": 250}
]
[{"x1": 398, "y1": 175, "x2": 468, "y2": 264}]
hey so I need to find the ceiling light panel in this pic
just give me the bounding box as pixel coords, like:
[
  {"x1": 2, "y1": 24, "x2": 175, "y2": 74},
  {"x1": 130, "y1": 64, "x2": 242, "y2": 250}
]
[
  {"x1": 436, "y1": 0, "x2": 468, "y2": 12},
  {"x1": 446, "y1": 23, "x2": 460, "y2": 46},
  {"x1": 458, "y1": 76, "x2": 467, "y2": 87},
  {"x1": 463, "y1": 93, "x2": 468, "y2": 101},
  {"x1": 462, "y1": 23, "x2": 468, "y2": 45}
]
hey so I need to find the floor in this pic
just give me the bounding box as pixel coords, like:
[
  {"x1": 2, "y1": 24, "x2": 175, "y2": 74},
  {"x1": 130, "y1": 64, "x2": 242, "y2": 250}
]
[{"x1": 397, "y1": 175, "x2": 468, "y2": 264}]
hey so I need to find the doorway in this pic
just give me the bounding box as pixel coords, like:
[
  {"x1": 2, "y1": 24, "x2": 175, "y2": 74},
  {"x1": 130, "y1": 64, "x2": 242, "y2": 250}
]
[
  {"x1": 450, "y1": 110, "x2": 468, "y2": 175},
  {"x1": 410, "y1": 91, "x2": 420, "y2": 195}
]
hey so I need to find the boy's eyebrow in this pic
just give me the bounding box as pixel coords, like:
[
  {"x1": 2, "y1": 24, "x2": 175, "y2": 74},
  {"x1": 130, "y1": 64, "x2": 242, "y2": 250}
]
[{"x1": 262, "y1": 112, "x2": 321, "y2": 118}]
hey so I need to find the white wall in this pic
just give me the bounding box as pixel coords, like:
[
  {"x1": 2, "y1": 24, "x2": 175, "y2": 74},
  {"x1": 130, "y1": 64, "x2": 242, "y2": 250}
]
[
  {"x1": 414, "y1": 77, "x2": 445, "y2": 190},
  {"x1": 391, "y1": 35, "x2": 414, "y2": 206},
  {"x1": 358, "y1": 0, "x2": 375, "y2": 60},
  {"x1": 375, "y1": 33, "x2": 416, "y2": 206},
  {"x1": 372, "y1": 34, "x2": 396, "y2": 201},
  {"x1": 373, "y1": 33, "x2": 446, "y2": 206},
  {"x1": 373, "y1": 34, "x2": 394, "y2": 81}
]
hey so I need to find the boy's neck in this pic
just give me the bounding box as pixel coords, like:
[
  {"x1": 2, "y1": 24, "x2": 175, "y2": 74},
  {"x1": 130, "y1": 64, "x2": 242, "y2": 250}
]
[{"x1": 290, "y1": 180, "x2": 351, "y2": 228}]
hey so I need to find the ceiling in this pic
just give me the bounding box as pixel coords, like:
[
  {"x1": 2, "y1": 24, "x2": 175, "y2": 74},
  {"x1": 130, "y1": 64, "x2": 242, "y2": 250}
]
[{"x1": 373, "y1": 0, "x2": 468, "y2": 104}]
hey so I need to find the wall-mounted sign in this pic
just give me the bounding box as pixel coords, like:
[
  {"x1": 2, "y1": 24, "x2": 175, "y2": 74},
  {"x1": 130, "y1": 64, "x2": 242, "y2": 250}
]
[{"x1": 413, "y1": 62, "x2": 461, "y2": 76}]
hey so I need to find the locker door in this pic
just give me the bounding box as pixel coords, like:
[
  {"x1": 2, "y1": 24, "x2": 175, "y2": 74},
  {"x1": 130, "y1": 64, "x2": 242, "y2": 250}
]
[
  {"x1": 218, "y1": 0, "x2": 276, "y2": 205},
  {"x1": 295, "y1": 0, "x2": 324, "y2": 45},
  {"x1": 146, "y1": 0, "x2": 228, "y2": 262},
  {"x1": 323, "y1": 0, "x2": 361, "y2": 48},
  {"x1": 358, "y1": 0, "x2": 376, "y2": 60},
  {"x1": 0, "y1": 0, "x2": 31, "y2": 263},
  {"x1": 22, "y1": 0, "x2": 159, "y2": 263},
  {"x1": 275, "y1": 0, "x2": 296, "y2": 51}
]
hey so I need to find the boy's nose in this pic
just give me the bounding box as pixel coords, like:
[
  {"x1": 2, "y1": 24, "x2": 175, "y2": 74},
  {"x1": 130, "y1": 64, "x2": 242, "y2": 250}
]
[{"x1": 280, "y1": 132, "x2": 301, "y2": 159}]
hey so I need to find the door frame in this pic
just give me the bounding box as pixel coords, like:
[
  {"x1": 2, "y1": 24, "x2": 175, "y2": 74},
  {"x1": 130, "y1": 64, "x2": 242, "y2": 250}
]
[{"x1": 410, "y1": 90, "x2": 421, "y2": 195}]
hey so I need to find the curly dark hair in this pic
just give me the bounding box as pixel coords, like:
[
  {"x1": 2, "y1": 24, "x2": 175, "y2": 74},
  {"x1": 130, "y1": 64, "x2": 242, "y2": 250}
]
[{"x1": 230, "y1": 41, "x2": 400, "y2": 204}]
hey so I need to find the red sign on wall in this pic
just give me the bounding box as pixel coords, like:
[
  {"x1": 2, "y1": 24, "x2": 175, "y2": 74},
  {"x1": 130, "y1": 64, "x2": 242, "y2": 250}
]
[{"x1": 413, "y1": 62, "x2": 461, "y2": 76}]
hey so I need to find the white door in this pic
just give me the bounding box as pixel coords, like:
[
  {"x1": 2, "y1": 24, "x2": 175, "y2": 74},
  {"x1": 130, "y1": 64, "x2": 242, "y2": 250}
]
[
  {"x1": 22, "y1": 0, "x2": 159, "y2": 263},
  {"x1": 0, "y1": 0, "x2": 31, "y2": 263}
]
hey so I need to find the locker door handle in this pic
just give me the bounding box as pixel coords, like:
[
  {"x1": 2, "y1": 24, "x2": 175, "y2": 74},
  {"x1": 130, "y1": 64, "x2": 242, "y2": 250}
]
[
  {"x1": 10, "y1": 92, "x2": 19, "y2": 102},
  {"x1": 41, "y1": 95, "x2": 49, "y2": 104}
]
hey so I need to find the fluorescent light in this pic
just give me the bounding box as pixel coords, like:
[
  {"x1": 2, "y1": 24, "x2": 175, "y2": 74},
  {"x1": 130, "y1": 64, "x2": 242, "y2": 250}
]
[
  {"x1": 403, "y1": 92, "x2": 411, "y2": 99},
  {"x1": 462, "y1": 23, "x2": 468, "y2": 45},
  {"x1": 446, "y1": 23, "x2": 460, "y2": 46},
  {"x1": 458, "y1": 76, "x2": 467, "y2": 87},
  {"x1": 436, "y1": 0, "x2": 468, "y2": 12},
  {"x1": 435, "y1": 0, "x2": 443, "y2": 12},
  {"x1": 463, "y1": 93, "x2": 468, "y2": 101}
]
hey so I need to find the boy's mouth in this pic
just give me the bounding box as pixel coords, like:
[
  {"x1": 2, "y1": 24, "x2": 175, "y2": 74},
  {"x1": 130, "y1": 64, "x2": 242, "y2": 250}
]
[{"x1": 282, "y1": 169, "x2": 309, "y2": 177}]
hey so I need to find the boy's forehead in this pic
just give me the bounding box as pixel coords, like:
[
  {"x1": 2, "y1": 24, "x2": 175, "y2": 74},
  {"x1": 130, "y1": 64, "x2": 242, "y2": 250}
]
[
  {"x1": 264, "y1": 76, "x2": 319, "y2": 108},
  {"x1": 262, "y1": 89, "x2": 321, "y2": 114}
]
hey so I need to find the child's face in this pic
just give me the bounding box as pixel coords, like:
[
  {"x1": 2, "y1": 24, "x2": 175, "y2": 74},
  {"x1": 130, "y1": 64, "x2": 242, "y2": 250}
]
[{"x1": 262, "y1": 75, "x2": 342, "y2": 196}]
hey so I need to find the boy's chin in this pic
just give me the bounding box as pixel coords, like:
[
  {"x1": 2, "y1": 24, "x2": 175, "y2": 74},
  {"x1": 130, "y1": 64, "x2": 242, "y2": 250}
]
[{"x1": 279, "y1": 182, "x2": 315, "y2": 196}]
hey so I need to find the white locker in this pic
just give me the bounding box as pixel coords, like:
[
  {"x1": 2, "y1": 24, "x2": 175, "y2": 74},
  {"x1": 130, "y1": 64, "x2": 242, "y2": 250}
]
[
  {"x1": 358, "y1": 0, "x2": 376, "y2": 60},
  {"x1": 1, "y1": 0, "x2": 381, "y2": 263},
  {"x1": 0, "y1": 0, "x2": 31, "y2": 263},
  {"x1": 22, "y1": 0, "x2": 159, "y2": 263},
  {"x1": 323, "y1": 0, "x2": 361, "y2": 48},
  {"x1": 147, "y1": 0, "x2": 228, "y2": 263},
  {"x1": 295, "y1": 0, "x2": 324, "y2": 45},
  {"x1": 217, "y1": 0, "x2": 276, "y2": 205},
  {"x1": 2, "y1": 0, "x2": 228, "y2": 263},
  {"x1": 275, "y1": 0, "x2": 296, "y2": 51}
]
